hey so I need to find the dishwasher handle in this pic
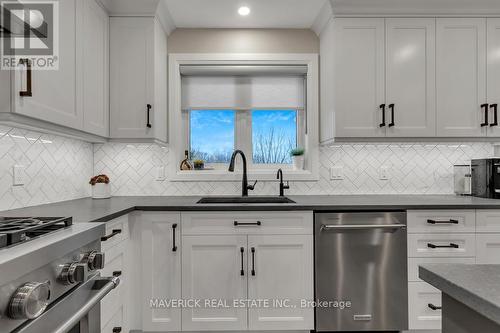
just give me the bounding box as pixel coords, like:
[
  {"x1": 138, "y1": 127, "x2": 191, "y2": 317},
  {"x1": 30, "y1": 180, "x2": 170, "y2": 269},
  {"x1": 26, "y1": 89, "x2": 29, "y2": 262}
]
[{"x1": 320, "y1": 224, "x2": 406, "y2": 231}]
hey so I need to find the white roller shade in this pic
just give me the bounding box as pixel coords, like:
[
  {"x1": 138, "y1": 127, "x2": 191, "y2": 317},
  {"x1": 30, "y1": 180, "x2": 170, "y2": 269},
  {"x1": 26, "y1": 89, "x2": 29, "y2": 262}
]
[{"x1": 181, "y1": 72, "x2": 306, "y2": 110}]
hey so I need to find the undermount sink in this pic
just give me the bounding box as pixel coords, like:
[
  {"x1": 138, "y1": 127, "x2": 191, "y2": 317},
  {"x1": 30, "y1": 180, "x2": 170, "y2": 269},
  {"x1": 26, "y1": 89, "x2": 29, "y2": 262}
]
[{"x1": 197, "y1": 196, "x2": 296, "y2": 204}]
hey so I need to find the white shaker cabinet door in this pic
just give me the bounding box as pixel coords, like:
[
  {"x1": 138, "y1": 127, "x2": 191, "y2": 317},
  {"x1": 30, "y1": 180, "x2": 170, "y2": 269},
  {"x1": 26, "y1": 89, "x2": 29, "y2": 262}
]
[
  {"x1": 247, "y1": 235, "x2": 314, "y2": 331},
  {"x1": 110, "y1": 17, "x2": 154, "y2": 139},
  {"x1": 79, "y1": 0, "x2": 109, "y2": 137},
  {"x1": 487, "y1": 18, "x2": 500, "y2": 136},
  {"x1": 385, "y1": 18, "x2": 436, "y2": 137},
  {"x1": 334, "y1": 18, "x2": 386, "y2": 137},
  {"x1": 13, "y1": 0, "x2": 81, "y2": 130},
  {"x1": 181, "y1": 235, "x2": 248, "y2": 331},
  {"x1": 141, "y1": 212, "x2": 181, "y2": 332},
  {"x1": 436, "y1": 18, "x2": 487, "y2": 137}
]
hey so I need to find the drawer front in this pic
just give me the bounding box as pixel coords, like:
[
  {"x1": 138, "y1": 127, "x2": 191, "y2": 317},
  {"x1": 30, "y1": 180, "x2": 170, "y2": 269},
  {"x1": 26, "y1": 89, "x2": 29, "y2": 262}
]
[
  {"x1": 476, "y1": 210, "x2": 500, "y2": 233},
  {"x1": 408, "y1": 282, "x2": 442, "y2": 330},
  {"x1": 101, "y1": 304, "x2": 123, "y2": 333},
  {"x1": 408, "y1": 233, "x2": 475, "y2": 257},
  {"x1": 101, "y1": 244, "x2": 125, "y2": 326},
  {"x1": 476, "y1": 234, "x2": 500, "y2": 264},
  {"x1": 181, "y1": 211, "x2": 313, "y2": 235},
  {"x1": 407, "y1": 210, "x2": 475, "y2": 233},
  {"x1": 408, "y1": 257, "x2": 475, "y2": 282},
  {"x1": 102, "y1": 215, "x2": 129, "y2": 251}
]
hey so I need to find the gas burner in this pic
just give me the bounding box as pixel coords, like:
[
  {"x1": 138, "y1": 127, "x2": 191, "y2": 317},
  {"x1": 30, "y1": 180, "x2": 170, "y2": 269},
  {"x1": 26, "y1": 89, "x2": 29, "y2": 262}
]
[{"x1": 0, "y1": 217, "x2": 72, "y2": 249}]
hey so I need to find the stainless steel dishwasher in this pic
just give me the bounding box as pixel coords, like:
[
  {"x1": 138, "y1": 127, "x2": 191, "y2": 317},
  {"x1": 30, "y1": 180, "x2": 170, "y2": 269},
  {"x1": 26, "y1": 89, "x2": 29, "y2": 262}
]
[{"x1": 315, "y1": 212, "x2": 408, "y2": 332}]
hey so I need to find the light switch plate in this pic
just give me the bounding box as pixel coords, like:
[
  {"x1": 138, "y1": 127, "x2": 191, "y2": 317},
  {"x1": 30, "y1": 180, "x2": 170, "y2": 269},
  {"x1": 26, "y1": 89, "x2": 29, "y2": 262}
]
[
  {"x1": 330, "y1": 166, "x2": 344, "y2": 180},
  {"x1": 379, "y1": 166, "x2": 389, "y2": 180},
  {"x1": 156, "y1": 166, "x2": 166, "y2": 181},
  {"x1": 13, "y1": 165, "x2": 25, "y2": 186}
]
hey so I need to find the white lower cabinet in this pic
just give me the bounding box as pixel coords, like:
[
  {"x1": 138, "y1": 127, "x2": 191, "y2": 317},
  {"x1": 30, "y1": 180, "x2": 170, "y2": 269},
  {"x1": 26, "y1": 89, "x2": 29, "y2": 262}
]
[
  {"x1": 408, "y1": 282, "x2": 442, "y2": 330},
  {"x1": 141, "y1": 212, "x2": 182, "y2": 332},
  {"x1": 181, "y1": 235, "x2": 248, "y2": 331},
  {"x1": 247, "y1": 235, "x2": 314, "y2": 331}
]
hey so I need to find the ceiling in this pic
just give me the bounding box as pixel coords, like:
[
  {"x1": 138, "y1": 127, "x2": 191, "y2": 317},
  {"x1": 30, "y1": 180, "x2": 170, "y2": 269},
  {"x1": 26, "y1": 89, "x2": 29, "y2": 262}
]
[{"x1": 163, "y1": 0, "x2": 328, "y2": 29}]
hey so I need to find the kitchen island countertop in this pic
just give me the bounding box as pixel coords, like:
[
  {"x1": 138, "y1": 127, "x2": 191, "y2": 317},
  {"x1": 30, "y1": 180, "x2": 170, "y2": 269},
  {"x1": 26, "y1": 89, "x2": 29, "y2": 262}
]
[{"x1": 2, "y1": 194, "x2": 500, "y2": 222}]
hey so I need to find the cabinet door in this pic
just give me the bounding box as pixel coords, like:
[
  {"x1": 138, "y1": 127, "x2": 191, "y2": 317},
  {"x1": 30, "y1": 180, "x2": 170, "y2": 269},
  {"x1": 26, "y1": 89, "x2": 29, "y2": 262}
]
[
  {"x1": 436, "y1": 18, "x2": 487, "y2": 137},
  {"x1": 141, "y1": 213, "x2": 181, "y2": 331},
  {"x1": 247, "y1": 235, "x2": 314, "y2": 331},
  {"x1": 386, "y1": 18, "x2": 436, "y2": 137},
  {"x1": 182, "y1": 235, "x2": 248, "y2": 331},
  {"x1": 79, "y1": 0, "x2": 109, "y2": 137},
  {"x1": 13, "y1": 0, "x2": 81, "y2": 129},
  {"x1": 487, "y1": 18, "x2": 500, "y2": 137},
  {"x1": 334, "y1": 18, "x2": 386, "y2": 137},
  {"x1": 110, "y1": 17, "x2": 154, "y2": 139}
]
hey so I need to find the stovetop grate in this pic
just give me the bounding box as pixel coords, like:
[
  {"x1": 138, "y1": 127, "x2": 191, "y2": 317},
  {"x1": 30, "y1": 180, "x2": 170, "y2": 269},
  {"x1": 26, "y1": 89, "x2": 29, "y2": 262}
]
[{"x1": 0, "y1": 217, "x2": 72, "y2": 248}]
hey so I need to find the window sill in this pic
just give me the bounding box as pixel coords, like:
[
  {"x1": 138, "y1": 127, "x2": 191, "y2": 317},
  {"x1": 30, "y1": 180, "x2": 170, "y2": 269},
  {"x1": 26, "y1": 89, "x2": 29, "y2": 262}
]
[{"x1": 169, "y1": 168, "x2": 318, "y2": 182}]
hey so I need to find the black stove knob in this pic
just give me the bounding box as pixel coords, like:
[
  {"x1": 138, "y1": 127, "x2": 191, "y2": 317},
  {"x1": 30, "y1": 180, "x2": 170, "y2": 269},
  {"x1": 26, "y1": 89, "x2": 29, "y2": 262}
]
[
  {"x1": 81, "y1": 250, "x2": 105, "y2": 270},
  {"x1": 59, "y1": 262, "x2": 88, "y2": 285}
]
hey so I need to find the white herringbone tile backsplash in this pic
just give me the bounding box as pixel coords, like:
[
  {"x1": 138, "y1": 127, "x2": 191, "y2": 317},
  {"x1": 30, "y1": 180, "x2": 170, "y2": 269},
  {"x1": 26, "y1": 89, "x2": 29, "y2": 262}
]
[
  {"x1": 93, "y1": 142, "x2": 494, "y2": 196},
  {"x1": 0, "y1": 126, "x2": 92, "y2": 211},
  {"x1": 0, "y1": 124, "x2": 496, "y2": 212}
]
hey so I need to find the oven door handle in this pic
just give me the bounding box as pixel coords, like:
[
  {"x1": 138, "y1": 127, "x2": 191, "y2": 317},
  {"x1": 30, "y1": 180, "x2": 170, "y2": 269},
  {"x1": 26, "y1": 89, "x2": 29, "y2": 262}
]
[
  {"x1": 320, "y1": 224, "x2": 406, "y2": 231},
  {"x1": 52, "y1": 276, "x2": 120, "y2": 333}
]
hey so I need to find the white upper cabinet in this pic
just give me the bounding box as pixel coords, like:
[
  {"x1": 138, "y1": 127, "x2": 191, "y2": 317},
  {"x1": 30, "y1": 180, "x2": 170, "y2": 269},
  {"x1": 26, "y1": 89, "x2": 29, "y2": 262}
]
[
  {"x1": 385, "y1": 18, "x2": 436, "y2": 137},
  {"x1": 436, "y1": 18, "x2": 487, "y2": 137},
  {"x1": 12, "y1": 0, "x2": 81, "y2": 129},
  {"x1": 487, "y1": 18, "x2": 500, "y2": 137},
  {"x1": 110, "y1": 17, "x2": 168, "y2": 142},
  {"x1": 78, "y1": 0, "x2": 109, "y2": 137},
  {"x1": 333, "y1": 18, "x2": 386, "y2": 137}
]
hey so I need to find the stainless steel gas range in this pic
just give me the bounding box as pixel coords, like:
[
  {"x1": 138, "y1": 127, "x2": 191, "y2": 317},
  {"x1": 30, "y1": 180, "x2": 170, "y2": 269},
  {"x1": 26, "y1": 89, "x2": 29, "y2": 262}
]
[{"x1": 0, "y1": 217, "x2": 119, "y2": 333}]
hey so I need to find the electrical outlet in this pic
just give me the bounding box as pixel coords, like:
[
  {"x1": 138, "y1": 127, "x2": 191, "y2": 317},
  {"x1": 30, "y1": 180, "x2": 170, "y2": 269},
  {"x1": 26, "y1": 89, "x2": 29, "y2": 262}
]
[
  {"x1": 379, "y1": 166, "x2": 389, "y2": 180},
  {"x1": 13, "y1": 165, "x2": 25, "y2": 186},
  {"x1": 330, "y1": 166, "x2": 344, "y2": 180},
  {"x1": 156, "y1": 166, "x2": 166, "y2": 181}
]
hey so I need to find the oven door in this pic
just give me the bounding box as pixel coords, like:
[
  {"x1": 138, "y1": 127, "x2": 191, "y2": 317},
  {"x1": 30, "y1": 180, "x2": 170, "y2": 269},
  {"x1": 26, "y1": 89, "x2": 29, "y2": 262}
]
[{"x1": 13, "y1": 274, "x2": 120, "y2": 333}]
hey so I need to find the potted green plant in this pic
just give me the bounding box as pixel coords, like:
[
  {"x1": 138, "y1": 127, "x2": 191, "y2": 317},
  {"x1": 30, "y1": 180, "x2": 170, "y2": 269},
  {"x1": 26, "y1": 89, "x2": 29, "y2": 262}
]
[
  {"x1": 291, "y1": 147, "x2": 305, "y2": 170},
  {"x1": 89, "y1": 174, "x2": 110, "y2": 199},
  {"x1": 193, "y1": 159, "x2": 205, "y2": 170}
]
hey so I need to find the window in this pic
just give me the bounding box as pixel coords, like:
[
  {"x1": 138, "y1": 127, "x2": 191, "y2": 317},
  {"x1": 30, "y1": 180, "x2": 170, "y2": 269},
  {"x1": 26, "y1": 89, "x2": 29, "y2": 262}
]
[{"x1": 187, "y1": 109, "x2": 303, "y2": 167}]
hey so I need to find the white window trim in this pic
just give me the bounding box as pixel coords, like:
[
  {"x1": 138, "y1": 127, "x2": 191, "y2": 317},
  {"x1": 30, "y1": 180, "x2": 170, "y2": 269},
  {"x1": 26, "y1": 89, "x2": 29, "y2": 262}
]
[{"x1": 168, "y1": 53, "x2": 319, "y2": 182}]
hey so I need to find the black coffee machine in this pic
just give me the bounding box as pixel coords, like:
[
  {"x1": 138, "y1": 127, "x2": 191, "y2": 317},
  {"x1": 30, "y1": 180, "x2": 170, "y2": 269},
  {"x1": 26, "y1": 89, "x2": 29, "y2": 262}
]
[{"x1": 471, "y1": 158, "x2": 500, "y2": 198}]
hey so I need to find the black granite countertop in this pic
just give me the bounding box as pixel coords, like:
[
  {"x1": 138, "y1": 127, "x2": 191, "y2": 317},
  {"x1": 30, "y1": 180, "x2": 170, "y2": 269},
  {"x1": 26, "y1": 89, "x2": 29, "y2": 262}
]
[
  {"x1": 420, "y1": 264, "x2": 500, "y2": 325},
  {"x1": 2, "y1": 195, "x2": 500, "y2": 222}
]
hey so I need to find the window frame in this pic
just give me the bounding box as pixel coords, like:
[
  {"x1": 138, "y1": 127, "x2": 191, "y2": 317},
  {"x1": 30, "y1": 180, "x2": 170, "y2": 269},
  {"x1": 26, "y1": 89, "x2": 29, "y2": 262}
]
[{"x1": 168, "y1": 53, "x2": 319, "y2": 182}]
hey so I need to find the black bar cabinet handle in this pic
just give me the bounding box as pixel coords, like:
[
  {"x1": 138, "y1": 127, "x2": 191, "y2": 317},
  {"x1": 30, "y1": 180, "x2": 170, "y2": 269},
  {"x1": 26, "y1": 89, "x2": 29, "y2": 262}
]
[
  {"x1": 427, "y1": 219, "x2": 459, "y2": 224},
  {"x1": 490, "y1": 104, "x2": 498, "y2": 127},
  {"x1": 112, "y1": 271, "x2": 122, "y2": 277},
  {"x1": 112, "y1": 327, "x2": 122, "y2": 333},
  {"x1": 379, "y1": 104, "x2": 386, "y2": 127},
  {"x1": 19, "y1": 58, "x2": 32, "y2": 97},
  {"x1": 481, "y1": 103, "x2": 489, "y2": 127},
  {"x1": 234, "y1": 221, "x2": 261, "y2": 226},
  {"x1": 172, "y1": 223, "x2": 178, "y2": 252},
  {"x1": 251, "y1": 247, "x2": 256, "y2": 276},
  {"x1": 388, "y1": 104, "x2": 395, "y2": 127},
  {"x1": 428, "y1": 303, "x2": 442, "y2": 311},
  {"x1": 101, "y1": 229, "x2": 121, "y2": 241},
  {"x1": 240, "y1": 247, "x2": 245, "y2": 276},
  {"x1": 146, "y1": 104, "x2": 152, "y2": 128},
  {"x1": 428, "y1": 243, "x2": 459, "y2": 249}
]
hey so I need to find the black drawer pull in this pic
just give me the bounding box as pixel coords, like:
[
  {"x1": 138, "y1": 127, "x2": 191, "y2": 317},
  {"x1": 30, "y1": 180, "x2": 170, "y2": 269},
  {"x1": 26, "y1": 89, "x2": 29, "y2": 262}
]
[
  {"x1": 428, "y1": 303, "x2": 442, "y2": 311},
  {"x1": 112, "y1": 271, "x2": 122, "y2": 277},
  {"x1": 490, "y1": 104, "x2": 498, "y2": 126},
  {"x1": 251, "y1": 247, "x2": 256, "y2": 276},
  {"x1": 234, "y1": 221, "x2": 261, "y2": 226},
  {"x1": 146, "y1": 104, "x2": 152, "y2": 128},
  {"x1": 428, "y1": 243, "x2": 459, "y2": 249},
  {"x1": 427, "y1": 219, "x2": 459, "y2": 224},
  {"x1": 19, "y1": 59, "x2": 32, "y2": 97},
  {"x1": 481, "y1": 103, "x2": 489, "y2": 127},
  {"x1": 112, "y1": 328, "x2": 122, "y2": 333},
  {"x1": 388, "y1": 103, "x2": 395, "y2": 127},
  {"x1": 172, "y1": 223, "x2": 178, "y2": 252},
  {"x1": 101, "y1": 229, "x2": 121, "y2": 241},
  {"x1": 240, "y1": 247, "x2": 245, "y2": 276},
  {"x1": 379, "y1": 104, "x2": 386, "y2": 127}
]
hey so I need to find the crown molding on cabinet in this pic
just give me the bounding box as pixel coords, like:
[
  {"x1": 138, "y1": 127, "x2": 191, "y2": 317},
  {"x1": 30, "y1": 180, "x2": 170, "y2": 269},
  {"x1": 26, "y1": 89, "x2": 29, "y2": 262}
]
[{"x1": 311, "y1": 1, "x2": 334, "y2": 35}]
